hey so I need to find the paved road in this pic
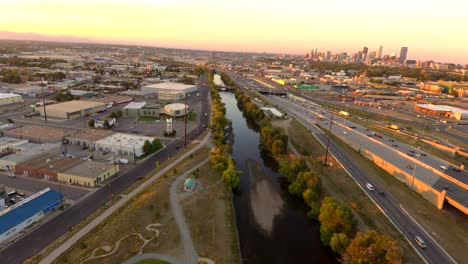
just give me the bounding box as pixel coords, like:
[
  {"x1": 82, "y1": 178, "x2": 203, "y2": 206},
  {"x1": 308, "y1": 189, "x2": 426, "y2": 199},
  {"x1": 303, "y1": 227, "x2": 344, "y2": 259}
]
[
  {"x1": 269, "y1": 95, "x2": 468, "y2": 209},
  {"x1": 267, "y1": 95, "x2": 456, "y2": 264},
  {"x1": 0, "y1": 174, "x2": 88, "y2": 201},
  {"x1": 0, "y1": 80, "x2": 210, "y2": 264},
  {"x1": 38, "y1": 133, "x2": 211, "y2": 264}
]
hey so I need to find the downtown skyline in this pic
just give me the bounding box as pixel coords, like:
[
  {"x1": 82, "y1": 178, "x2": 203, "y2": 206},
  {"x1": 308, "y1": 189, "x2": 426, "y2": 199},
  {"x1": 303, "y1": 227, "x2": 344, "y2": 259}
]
[{"x1": 0, "y1": 0, "x2": 467, "y2": 64}]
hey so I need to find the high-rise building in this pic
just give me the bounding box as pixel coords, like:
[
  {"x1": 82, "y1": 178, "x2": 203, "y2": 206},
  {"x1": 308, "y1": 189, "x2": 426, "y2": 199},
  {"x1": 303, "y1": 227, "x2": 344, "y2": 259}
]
[
  {"x1": 399, "y1": 47, "x2": 408, "y2": 64},
  {"x1": 376, "y1": 45, "x2": 383, "y2": 59},
  {"x1": 311, "y1": 48, "x2": 318, "y2": 59},
  {"x1": 325, "y1": 51, "x2": 332, "y2": 61}
]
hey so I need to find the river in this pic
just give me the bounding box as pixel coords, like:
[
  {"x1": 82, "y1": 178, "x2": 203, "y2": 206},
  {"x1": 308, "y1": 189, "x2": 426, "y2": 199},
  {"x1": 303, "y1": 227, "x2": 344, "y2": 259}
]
[{"x1": 220, "y1": 91, "x2": 335, "y2": 264}]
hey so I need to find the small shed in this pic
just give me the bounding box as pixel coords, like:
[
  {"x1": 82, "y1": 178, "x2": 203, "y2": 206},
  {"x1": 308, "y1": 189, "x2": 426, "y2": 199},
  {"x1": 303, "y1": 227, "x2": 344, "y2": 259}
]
[{"x1": 183, "y1": 178, "x2": 197, "y2": 192}]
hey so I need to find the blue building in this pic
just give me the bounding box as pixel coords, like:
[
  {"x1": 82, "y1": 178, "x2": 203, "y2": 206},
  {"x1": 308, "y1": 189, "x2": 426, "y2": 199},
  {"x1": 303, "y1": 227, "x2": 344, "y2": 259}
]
[{"x1": 0, "y1": 188, "x2": 61, "y2": 243}]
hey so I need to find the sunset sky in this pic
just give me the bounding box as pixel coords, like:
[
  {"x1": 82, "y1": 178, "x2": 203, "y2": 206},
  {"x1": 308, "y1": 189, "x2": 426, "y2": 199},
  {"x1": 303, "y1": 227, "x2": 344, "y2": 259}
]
[{"x1": 1, "y1": 0, "x2": 467, "y2": 63}]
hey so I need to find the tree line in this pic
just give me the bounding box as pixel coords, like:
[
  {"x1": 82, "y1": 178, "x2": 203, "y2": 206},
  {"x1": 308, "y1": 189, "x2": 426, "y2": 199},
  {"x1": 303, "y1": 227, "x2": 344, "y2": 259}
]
[
  {"x1": 223, "y1": 72, "x2": 403, "y2": 263},
  {"x1": 203, "y1": 68, "x2": 242, "y2": 190}
]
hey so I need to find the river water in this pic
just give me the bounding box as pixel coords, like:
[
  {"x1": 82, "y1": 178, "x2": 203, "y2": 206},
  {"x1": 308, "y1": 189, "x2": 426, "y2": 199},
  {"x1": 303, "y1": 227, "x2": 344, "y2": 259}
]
[{"x1": 220, "y1": 91, "x2": 335, "y2": 264}]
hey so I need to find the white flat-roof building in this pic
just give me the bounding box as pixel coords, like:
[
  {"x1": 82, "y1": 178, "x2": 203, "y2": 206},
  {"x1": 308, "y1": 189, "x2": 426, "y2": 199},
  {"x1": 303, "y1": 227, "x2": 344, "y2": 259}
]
[
  {"x1": 95, "y1": 133, "x2": 156, "y2": 157},
  {"x1": 141, "y1": 82, "x2": 197, "y2": 100},
  {"x1": 0, "y1": 143, "x2": 60, "y2": 171},
  {"x1": 164, "y1": 103, "x2": 188, "y2": 117},
  {"x1": 0, "y1": 93, "x2": 22, "y2": 106}
]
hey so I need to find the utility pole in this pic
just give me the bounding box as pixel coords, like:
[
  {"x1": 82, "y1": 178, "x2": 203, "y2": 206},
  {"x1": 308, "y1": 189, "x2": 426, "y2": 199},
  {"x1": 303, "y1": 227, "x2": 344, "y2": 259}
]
[
  {"x1": 323, "y1": 113, "x2": 334, "y2": 166},
  {"x1": 41, "y1": 78, "x2": 48, "y2": 123},
  {"x1": 184, "y1": 95, "x2": 187, "y2": 148}
]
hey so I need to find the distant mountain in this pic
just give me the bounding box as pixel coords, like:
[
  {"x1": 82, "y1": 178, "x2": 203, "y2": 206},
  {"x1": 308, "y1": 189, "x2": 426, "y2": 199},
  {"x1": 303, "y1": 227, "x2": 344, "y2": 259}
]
[{"x1": 0, "y1": 30, "x2": 93, "y2": 43}]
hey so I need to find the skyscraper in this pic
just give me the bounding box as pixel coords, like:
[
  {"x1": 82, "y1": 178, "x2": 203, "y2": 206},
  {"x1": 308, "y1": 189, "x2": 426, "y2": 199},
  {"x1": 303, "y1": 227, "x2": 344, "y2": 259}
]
[
  {"x1": 376, "y1": 45, "x2": 383, "y2": 59},
  {"x1": 399, "y1": 47, "x2": 408, "y2": 64}
]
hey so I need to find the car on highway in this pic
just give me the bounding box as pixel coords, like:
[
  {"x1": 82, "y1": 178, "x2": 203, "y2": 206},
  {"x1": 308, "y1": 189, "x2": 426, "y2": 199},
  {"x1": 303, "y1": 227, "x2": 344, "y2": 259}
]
[
  {"x1": 414, "y1": 236, "x2": 427, "y2": 249},
  {"x1": 343, "y1": 131, "x2": 349, "y2": 135},
  {"x1": 439, "y1": 165, "x2": 448, "y2": 170},
  {"x1": 392, "y1": 144, "x2": 398, "y2": 147},
  {"x1": 420, "y1": 153, "x2": 427, "y2": 156},
  {"x1": 406, "y1": 165, "x2": 414, "y2": 170},
  {"x1": 435, "y1": 128, "x2": 441, "y2": 132},
  {"x1": 409, "y1": 150, "x2": 416, "y2": 153},
  {"x1": 407, "y1": 153, "x2": 414, "y2": 157},
  {"x1": 365, "y1": 183, "x2": 374, "y2": 191},
  {"x1": 452, "y1": 167, "x2": 461, "y2": 172},
  {"x1": 348, "y1": 126, "x2": 356, "y2": 129},
  {"x1": 367, "y1": 134, "x2": 372, "y2": 137}
]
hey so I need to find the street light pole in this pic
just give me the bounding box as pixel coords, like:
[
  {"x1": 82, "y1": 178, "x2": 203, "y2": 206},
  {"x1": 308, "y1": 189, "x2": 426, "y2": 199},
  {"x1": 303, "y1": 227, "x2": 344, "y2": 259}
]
[{"x1": 323, "y1": 113, "x2": 334, "y2": 166}]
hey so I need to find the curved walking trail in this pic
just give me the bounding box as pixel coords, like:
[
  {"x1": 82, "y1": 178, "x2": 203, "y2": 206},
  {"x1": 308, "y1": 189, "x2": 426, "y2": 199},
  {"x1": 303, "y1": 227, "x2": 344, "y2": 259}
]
[{"x1": 39, "y1": 132, "x2": 211, "y2": 264}]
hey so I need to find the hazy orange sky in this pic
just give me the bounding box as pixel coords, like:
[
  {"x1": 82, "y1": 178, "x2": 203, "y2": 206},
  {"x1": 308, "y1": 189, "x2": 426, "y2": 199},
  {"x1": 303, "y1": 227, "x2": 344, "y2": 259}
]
[{"x1": 1, "y1": 0, "x2": 467, "y2": 63}]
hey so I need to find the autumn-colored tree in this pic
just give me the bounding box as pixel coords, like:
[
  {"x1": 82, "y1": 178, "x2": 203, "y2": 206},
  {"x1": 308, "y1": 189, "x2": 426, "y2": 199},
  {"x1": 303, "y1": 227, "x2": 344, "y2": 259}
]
[
  {"x1": 345, "y1": 230, "x2": 402, "y2": 264},
  {"x1": 318, "y1": 197, "x2": 355, "y2": 246},
  {"x1": 222, "y1": 158, "x2": 242, "y2": 190},
  {"x1": 330, "y1": 233, "x2": 350, "y2": 255}
]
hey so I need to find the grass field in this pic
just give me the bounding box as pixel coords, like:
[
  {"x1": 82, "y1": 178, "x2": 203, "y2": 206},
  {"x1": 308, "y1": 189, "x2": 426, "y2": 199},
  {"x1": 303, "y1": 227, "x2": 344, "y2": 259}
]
[
  {"x1": 273, "y1": 118, "x2": 423, "y2": 264},
  {"x1": 50, "y1": 147, "x2": 210, "y2": 264},
  {"x1": 182, "y1": 162, "x2": 240, "y2": 264}
]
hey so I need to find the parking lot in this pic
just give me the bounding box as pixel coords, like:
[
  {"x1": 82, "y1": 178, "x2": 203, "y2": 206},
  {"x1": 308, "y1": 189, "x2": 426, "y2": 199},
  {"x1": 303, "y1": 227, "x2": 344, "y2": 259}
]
[{"x1": 0, "y1": 173, "x2": 90, "y2": 202}]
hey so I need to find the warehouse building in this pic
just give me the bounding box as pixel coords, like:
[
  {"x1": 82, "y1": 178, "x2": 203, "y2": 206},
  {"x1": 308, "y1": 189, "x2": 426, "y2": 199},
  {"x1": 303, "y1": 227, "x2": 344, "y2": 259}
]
[
  {"x1": 0, "y1": 93, "x2": 22, "y2": 106},
  {"x1": 4, "y1": 125, "x2": 73, "y2": 143},
  {"x1": 122, "y1": 102, "x2": 160, "y2": 118},
  {"x1": 37, "y1": 100, "x2": 106, "y2": 119},
  {"x1": 0, "y1": 137, "x2": 29, "y2": 154},
  {"x1": 0, "y1": 188, "x2": 61, "y2": 243},
  {"x1": 67, "y1": 129, "x2": 112, "y2": 148},
  {"x1": 0, "y1": 143, "x2": 60, "y2": 171},
  {"x1": 415, "y1": 104, "x2": 468, "y2": 121},
  {"x1": 58, "y1": 160, "x2": 119, "y2": 187},
  {"x1": 15, "y1": 153, "x2": 82, "y2": 181},
  {"x1": 163, "y1": 103, "x2": 188, "y2": 117},
  {"x1": 95, "y1": 133, "x2": 155, "y2": 157},
  {"x1": 141, "y1": 82, "x2": 197, "y2": 100}
]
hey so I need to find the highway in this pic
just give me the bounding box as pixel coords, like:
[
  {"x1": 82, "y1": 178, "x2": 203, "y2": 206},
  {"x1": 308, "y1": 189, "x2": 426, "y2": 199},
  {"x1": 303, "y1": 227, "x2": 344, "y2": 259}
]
[
  {"x1": 227, "y1": 72, "x2": 458, "y2": 264},
  {"x1": 0, "y1": 78, "x2": 210, "y2": 264}
]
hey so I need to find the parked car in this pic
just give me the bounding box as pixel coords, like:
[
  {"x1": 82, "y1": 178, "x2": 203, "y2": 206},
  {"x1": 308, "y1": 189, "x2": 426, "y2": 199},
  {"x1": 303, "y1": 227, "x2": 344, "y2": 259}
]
[
  {"x1": 439, "y1": 165, "x2": 448, "y2": 170},
  {"x1": 8, "y1": 173, "x2": 16, "y2": 178}
]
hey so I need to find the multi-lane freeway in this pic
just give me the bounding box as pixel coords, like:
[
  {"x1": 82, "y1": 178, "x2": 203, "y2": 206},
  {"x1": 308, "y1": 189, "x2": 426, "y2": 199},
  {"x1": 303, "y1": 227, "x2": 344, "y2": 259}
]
[
  {"x1": 228, "y1": 72, "x2": 459, "y2": 264},
  {"x1": 0, "y1": 79, "x2": 210, "y2": 264}
]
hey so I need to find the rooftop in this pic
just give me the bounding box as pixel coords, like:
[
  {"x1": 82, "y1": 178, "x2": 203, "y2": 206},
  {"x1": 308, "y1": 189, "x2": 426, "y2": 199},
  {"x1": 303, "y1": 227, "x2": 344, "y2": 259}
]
[
  {"x1": 1, "y1": 143, "x2": 60, "y2": 163},
  {"x1": 0, "y1": 93, "x2": 21, "y2": 99},
  {"x1": 123, "y1": 102, "x2": 146, "y2": 110},
  {"x1": 417, "y1": 104, "x2": 468, "y2": 114},
  {"x1": 44, "y1": 100, "x2": 106, "y2": 113},
  {"x1": 61, "y1": 160, "x2": 115, "y2": 179},
  {"x1": 4, "y1": 125, "x2": 73, "y2": 142},
  {"x1": 143, "y1": 82, "x2": 197, "y2": 91},
  {"x1": 96, "y1": 133, "x2": 154, "y2": 147},
  {"x1": 91, "y1": 95, "x2": 133, "y2": 104}
]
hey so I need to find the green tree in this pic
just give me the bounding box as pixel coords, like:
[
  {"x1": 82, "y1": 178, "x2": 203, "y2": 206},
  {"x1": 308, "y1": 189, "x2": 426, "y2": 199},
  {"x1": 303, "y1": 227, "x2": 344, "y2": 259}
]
[
  {"x1": 319, "y1": 197, "x2": 355, "y2": 246},
  {"x1": 143, "y1": 140, "x2": 153, "y2": 154},
  {"x1": 152, "y1": 138, "x2": 163, "y2": 151},
  {"x1": 7, "y1": 118, "x2": 14, "y2": 124},
  {"x1": 103, "y1": 120, "x2": 111, "y2": 129},
  {"x1": 345, "y1": 230, "x2": 402, "y2": 264},
  {"x1": 88, "y1": 119, "x2": 95, "y2": 127},
  {"x1": 222, "y1": 158, "x2": 241, "y2": 190},
  {"x1": 330, "y1": 233, "x2": 349, "y2": 255}
]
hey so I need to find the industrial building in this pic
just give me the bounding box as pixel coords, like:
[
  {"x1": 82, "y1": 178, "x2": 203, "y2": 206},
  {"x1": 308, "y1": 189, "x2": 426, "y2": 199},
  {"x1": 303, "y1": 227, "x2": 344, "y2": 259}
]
[
  {"x1": 0, "y1": 93, "x2": 22, "y2": 106},
  {"x1": 415, "y1": 104, "x2": 468, "y2": 121},
  {"x1": 95, "y1": 133, "x2": 155, "y2": 157},
  {"x1": 58, "y1": 160, "x2": 119, "y2": 187},
  {"x1": 15, "y1": 153, "x2": 82, "y2": 181},
  {"x1": 141, "y1": 82, "x2": 197, "y2": 100},
  {"x1": 122, "y1": 102, "x2": 160, "y2": 118},
  {"x1": 0, "y1": 143, "x2": 60, "y2": 171},
  {"x1": 0, "y1": 137, "x2": 29, "y2": 154},
  {"x1": 163, "y1": 103, "x2": 188, "y2": 117},
  {"x1": 67, "y1": 129, "x2": 113, "y2": 148},
  {"x1": 37, "y1": 100, "x2": 106, "y2": 119},
  {"x1": 0, "y1": 188, "x2": 61, "y2": 243},
  {"x1": 3, "y1": 125, "x2": 73, "y2": 143}
]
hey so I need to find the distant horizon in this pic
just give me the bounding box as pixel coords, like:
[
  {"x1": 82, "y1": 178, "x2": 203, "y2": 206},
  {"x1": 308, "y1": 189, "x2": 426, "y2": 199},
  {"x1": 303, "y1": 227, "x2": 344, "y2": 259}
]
[{"x1": 1, "y1": 0, "x2": 467, "y2": 64}]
